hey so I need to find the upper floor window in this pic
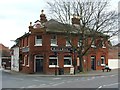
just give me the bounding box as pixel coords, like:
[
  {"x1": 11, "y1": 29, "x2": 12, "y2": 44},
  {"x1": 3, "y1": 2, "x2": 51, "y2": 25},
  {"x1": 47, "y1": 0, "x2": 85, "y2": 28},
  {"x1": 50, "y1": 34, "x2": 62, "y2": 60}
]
[
  {"x1": 66, "y1": 40, "x2": 71, "y2": 46},
  {"x1": 35, "y1": 35, "x2": 42, "y2": 46},
  {"x1": 91, "y1": 39, "x2": 96, "y2": 48},
  {"x1": 51, "y1": 35, "x2": 57, "y2": 46},
  {"x1": 78, "y1": 40, "x2": 82, "y2": 47},
  {"x1": 26, "y1": 37, "x2": 29, "y2": 46},
  {"x1": 22, "y1": 39, "x2": 25, "y2": 47},
  {"x1": 102, "y1": 41, "x2": 106, "y2": 48}
]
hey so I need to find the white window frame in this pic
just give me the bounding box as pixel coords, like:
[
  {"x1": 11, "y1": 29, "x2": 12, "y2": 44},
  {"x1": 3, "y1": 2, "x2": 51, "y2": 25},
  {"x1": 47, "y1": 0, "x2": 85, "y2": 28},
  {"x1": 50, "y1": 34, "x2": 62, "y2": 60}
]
[
  {"x1": 78, "y1": 40, "x2": 82, "y2": 47},
  {"x1": 26, "y1": 55, "x2": 30, "y2": 67},
  {"x1": 101, "y1": 56, "x2": 105, "y2": 65},
  {"x1": 22, "y1": 55, "x2": 27, "y2": 66},
  {"x1": 64, "y1": 56, "x2": 72, "y2": 67},
  {"x1": 91, "y1": 40, "x2": 96, "y2": 48},
  {"x1": 49, "y1": 56, "x2": 59, "y2": 68},
  {"x1": 102, "y1": 41, "x2": 106, "y2": 48},
  {"x1": 66, "y1": 40, "x2": 71, "y2": 46},
  {"x1": 35, "y1": 35, "x2": 42, "y2": 46},
  {"x1": 51, "y1": 35, "x2": 58, "y2": 46}
]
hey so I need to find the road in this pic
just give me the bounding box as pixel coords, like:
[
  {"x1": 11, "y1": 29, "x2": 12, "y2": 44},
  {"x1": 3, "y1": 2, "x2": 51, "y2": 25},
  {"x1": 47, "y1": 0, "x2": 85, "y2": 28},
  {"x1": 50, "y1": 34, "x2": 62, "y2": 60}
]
[{"x1": 1, "y1": 70, "x2": 119, "y2": 89}]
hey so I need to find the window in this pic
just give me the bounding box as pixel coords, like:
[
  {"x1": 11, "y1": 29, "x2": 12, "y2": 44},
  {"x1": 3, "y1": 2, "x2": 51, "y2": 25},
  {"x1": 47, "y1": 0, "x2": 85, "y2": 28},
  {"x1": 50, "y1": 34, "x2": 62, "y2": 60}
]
[
  {"x1": 101, "y1": 56, "x2": 105, "y2": 64},
  {"x1": 51, "y1": 35, "x2": 57, "y2": 46},
  {"x1": 22, "y1": 55, "x2": 27, "y2": 66},
  {"x1": 26, "y1": 55, "x2": 29, "y2": 67},
  {"x1": 26, "y1": 37, "x2": 29, "y2": 47},
  {"x1": 91, "y1": 39, "x2": 96, "y2": 48},
  {"x1": 66, "y1": 40, "x2": 71, "y2": 46},
  {"x1": 49, "y1": 56, "x2": 58, "y2": 67},
  {"x1": 64, "y1": 56, "x2": 72, "y2": 67},
  {"x1": 22, "y1": 39, "x2": 24, "y2": 47},
  {"x1": 102, "y1": 41, "x2": 106, "y2": 48},
  {"x1": 35, "y1": 35, "x2": 42, "y2": 46},
  {"x1": 78, "y1": 40, "x2": 82, "y2": 47}
]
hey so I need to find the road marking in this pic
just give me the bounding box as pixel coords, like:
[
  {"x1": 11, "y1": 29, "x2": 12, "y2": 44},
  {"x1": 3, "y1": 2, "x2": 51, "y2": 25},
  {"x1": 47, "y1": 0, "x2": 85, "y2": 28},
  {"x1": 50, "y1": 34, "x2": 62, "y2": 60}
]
[
  {"x1": 53, "y1": 78, "x2": 61, "y2": 80},
  {"x1": 98, "y1": 86, "x2": 102, "y2": 88},
  {"x1": 96, "y1": 82, "x2": 120, "y2": 90},
  {"x1": 96, "y1": 86, "x2": 103, "y2": 90},
  {"x1": 103, "y1": 82, "x2": 120, "y2": 87},
  {"x1": 52, "y1": 82, "x2": 65, "y2": 86}
]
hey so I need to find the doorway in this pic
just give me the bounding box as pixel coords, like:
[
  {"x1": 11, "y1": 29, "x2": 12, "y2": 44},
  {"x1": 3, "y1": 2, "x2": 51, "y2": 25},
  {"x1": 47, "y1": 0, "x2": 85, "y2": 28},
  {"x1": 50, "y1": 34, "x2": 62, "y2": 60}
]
[
  {"x1": 35, "y1": 55, "x2": 43, "y2": 73},
  {"x1": 91, "y1": 56, "x2": 96, "y2": 70}
]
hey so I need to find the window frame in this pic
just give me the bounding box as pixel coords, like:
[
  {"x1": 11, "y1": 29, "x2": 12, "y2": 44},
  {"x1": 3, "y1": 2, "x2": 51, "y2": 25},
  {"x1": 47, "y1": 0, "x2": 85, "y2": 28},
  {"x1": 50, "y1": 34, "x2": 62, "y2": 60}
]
[
  {"x1": 49, "y1": 56, "x2": 59, "y2": 68},
  {"x1": 64, "y1": 56, "x2": 72, "y2": 67},
  {"x1": 35, "y1": 35, "x2": 42, "y2": 46},
  {"x1": 50, "y1": 35, "x2": 58, "y2": 46},
  {"x1": 66, "y1": 40, "x2": 71, "y2": 47}
]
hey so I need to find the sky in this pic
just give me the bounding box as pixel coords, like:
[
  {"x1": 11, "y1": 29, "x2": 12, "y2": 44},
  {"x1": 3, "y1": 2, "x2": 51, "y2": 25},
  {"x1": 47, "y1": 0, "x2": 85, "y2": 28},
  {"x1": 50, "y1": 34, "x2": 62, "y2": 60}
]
[{"x1": 0, "y1": 0, "x2": 119, "y2": 48}]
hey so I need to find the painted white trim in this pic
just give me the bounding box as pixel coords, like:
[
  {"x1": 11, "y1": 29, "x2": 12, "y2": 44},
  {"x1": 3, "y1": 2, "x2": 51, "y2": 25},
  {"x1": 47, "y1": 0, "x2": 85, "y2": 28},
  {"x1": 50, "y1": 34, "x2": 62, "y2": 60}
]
[
  {"x1": 26, "y1": 55, "x2": 30, "y2": 67},
  {"x1": 49, "y1": 56, "x2": 58, "y2": 67},
  {"x1": 34, "y1": 44, "x2": 42, "y2": 46},
  {"x1": 34, "y1": 55, "x2": 43, "y2": 72},
  {"x1": 64, "y1": 65, "x2": 73, "y2": 67},
  {"x1": 64, "y1": 56, "x2": 72, "y2": 66},
  {"x1": 49, "y1": 65, "x2": 59, "y2": 68}
]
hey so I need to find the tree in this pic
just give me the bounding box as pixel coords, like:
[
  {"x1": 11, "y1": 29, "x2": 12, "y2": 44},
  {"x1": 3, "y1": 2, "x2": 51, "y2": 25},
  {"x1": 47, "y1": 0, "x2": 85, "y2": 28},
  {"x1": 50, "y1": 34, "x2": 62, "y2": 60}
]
[{"x1": 47, "y1": 0, "x2": 118, "y2": 72}]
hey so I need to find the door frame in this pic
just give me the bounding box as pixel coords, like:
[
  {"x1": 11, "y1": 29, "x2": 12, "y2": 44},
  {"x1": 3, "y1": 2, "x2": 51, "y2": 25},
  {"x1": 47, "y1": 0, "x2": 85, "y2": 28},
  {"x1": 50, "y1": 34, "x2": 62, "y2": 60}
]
[
  {"x1": 91, "y1": 56, "x2": 96, "y2": 70},
  {"x1": 34, "y1": 55, "x2": 43, "y2": 73}
]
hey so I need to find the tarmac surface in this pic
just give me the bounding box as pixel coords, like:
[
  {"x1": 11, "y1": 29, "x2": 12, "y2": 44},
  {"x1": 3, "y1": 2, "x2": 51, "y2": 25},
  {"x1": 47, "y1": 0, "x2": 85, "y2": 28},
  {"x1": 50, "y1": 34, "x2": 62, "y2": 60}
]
[{"x1": 1, "y1": 68, "x2": 119, "y2": 77}]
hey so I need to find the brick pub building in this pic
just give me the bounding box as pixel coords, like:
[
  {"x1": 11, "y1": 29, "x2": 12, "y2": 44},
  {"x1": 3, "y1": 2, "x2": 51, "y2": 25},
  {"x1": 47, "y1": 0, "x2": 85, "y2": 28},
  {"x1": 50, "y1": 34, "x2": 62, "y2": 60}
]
[{"x1": 16, "y1": 10, "x2": 108, "y2": 74}]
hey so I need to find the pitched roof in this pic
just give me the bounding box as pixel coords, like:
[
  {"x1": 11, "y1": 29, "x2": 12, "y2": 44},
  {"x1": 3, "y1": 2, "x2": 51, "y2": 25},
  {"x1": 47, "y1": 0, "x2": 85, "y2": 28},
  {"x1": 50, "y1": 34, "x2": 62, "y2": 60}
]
[
  {"x1": 0, "y1": 43, "x2": 10, "y2": 56},
  {"x1": 45, "y1": 19, "x2": 69, "y2": 33}
]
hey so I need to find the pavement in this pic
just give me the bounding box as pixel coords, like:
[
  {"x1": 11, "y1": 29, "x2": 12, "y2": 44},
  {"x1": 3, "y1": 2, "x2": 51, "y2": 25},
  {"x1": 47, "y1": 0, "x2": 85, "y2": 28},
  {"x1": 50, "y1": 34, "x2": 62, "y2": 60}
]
[{"x1": 1, "y1": 68, "x2": 119, "y2": 77}]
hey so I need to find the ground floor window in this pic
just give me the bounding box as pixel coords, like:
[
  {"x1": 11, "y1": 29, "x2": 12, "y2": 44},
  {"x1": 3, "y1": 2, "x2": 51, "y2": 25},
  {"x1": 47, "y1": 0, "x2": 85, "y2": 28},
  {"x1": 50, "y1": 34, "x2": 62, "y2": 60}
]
[
  {"x1": 64, "y1": 56, "x2": 72, "y2": 67},
  {"x1": 49, "y1": 56, "x2": 58, "y2": 67},
  {"x1": 101, "y1": 56, "x2": 105, "y2": 64}
]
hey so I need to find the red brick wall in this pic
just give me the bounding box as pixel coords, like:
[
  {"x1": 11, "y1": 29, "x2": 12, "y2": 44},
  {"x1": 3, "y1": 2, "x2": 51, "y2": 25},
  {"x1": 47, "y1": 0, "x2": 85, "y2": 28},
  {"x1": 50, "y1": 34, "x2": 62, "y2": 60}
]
[{"x1": 19, "y1": 29, "x2": 108, "y2": 74}]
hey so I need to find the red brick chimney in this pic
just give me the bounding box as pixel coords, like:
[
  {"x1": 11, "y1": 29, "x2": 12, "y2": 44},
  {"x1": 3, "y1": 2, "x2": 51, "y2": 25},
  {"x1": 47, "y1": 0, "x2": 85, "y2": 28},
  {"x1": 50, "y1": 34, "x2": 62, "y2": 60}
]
[
  {"x1": 72, "y1": 14, "x2": 80, "y2": 25},
  {"x1": 40, "y1": 10, "x2": 47, "y2": 23}
]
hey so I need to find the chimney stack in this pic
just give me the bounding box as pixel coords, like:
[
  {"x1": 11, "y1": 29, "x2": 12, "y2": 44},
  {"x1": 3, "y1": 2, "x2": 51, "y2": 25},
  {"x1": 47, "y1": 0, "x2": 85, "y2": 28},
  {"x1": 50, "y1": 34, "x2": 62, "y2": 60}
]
[
  {"x1": 72, "y1": 14, "x2": 80, "y2": 25},
  {"x1": 40, "y1": 10, "x2": 47, "y2": 23}
]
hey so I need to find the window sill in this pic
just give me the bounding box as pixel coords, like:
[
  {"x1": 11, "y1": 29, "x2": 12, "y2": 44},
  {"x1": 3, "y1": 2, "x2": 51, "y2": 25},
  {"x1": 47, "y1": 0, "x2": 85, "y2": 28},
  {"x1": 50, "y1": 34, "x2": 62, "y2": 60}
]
[
  {"x1": 91, "y1": 45, "x2": 96, "y2": 48},
  {"x1": 49, "y1": 65, "x2": 59, "y2": 68},
  {"x1": 66, "y1": 45, "x2": 71, "y2": 47},
  {"x1": 34, "y1": 44, "x2": 42, "y2": 46},
  {"x1": 64, "y1": 65, "x2": 73, "y2": 67},
  {"x1": 26, "y1": 65, "x2": 29, "y2": 67},
  {"x1": 22, "y1": 64, "x2": 25, "y2": 66},
  {"x1": 102, "y1": 46, "x2": 106, "y2": 48},
  {"x1": 51, "y1": 44, "x2": 58, "y2": 46},
  {"x1": 101, "y1": 64, "x2": 105, "y2": 66}
]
